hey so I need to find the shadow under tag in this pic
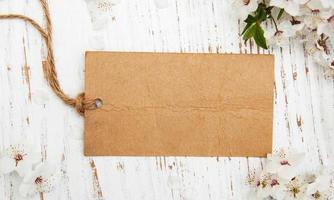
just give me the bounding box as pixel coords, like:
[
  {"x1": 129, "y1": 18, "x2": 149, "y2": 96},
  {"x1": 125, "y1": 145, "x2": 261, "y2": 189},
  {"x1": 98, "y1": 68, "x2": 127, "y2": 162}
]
[{"x1": 84, "y1": 52, "x2": 274, "y2": 157}]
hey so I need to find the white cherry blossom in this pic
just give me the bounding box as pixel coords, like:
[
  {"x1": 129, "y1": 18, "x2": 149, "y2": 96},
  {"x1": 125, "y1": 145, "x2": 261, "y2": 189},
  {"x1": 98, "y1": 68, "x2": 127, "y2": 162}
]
[
  {"x1": 305, "y1": 174, "x2": 331, "y2": 199},
  {"x1": 19, "y1": 162, "x2": 59, "y2": 197},
  {"x1": 265, "y1": 30, "x2": 289, "y2": 47},
  {"x1": 265, "y1": 21, "x2": 299, "y2": 47},
  {"x1": 284, "y1": 177, "x2": 308, "y2": 200},
  {"x1": 255, "y1": 172, "x2": 286, "y2": 199},
  {"x1": 86, "y1": 0, "x2": 121, "y2": 30},
  {"x1": 303, "y1": 32, "x2": 334, "y2": 69},
  {"x1": 248, "y1": 149, "x2": 334, "y2": 199},
  {"x1": 265, "y1": 149, "x2": 305, "y2": 180},
  {"x1": 302, "y1": 9, "x2": 328, "y2": 30},
  {"x1": 0, "y1": 141, "x2": 40, "y2": 177}
]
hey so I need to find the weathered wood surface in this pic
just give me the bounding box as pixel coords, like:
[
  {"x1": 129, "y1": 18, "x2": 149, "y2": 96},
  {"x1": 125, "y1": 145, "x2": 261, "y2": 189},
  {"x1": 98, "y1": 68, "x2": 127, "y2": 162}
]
[{"x1": 0, "y1": 0, "x2": 333, "y2": 199}]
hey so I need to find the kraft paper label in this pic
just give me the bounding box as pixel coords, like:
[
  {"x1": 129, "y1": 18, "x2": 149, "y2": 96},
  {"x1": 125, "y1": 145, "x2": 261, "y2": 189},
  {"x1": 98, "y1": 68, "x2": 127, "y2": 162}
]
[{"x1": 84, "y1": 52, "x2": 274, "y2": 157}]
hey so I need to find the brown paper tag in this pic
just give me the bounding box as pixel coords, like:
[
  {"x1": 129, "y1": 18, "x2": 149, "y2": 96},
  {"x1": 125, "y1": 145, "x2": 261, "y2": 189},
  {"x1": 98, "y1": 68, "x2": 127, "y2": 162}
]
[{"x1": 84, "y1": 52, "x2": 274, "y2": 157}]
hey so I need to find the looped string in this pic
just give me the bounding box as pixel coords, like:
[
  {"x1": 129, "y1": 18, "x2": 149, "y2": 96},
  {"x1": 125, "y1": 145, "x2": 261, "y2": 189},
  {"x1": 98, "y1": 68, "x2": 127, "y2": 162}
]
[
  {"x1": 0, "y1": 0, "x2": 99, "y2": 116},
  {"x1": 74, "y1": 93, "x2": 98, "y2": 116}
]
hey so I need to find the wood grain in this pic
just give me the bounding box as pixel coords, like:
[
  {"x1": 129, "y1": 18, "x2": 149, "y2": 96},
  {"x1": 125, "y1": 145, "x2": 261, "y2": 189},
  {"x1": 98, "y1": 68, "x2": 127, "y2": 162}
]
[{"x1": 0, "y1": 0, "x2": 332, "y2": 199}]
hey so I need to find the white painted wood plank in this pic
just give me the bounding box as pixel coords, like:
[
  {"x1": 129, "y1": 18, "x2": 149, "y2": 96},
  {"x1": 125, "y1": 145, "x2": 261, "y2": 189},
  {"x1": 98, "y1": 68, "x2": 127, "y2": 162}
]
[{"x1": 0, "y1": 0, "x2": 333, "y2": 200}]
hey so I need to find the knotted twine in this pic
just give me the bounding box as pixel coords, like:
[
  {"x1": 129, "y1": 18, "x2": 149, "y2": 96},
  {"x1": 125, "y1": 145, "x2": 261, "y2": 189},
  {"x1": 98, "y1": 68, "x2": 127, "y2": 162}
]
[{"x1": 0, "y1": 0, "x2": 98, "y2": 116}]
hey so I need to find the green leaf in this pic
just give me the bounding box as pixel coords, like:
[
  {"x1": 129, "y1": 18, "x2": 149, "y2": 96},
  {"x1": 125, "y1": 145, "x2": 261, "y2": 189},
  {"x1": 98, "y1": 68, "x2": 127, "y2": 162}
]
[
  {"x1": 242, "y1": 22, "x2": 257, "y2": 41},
  {"x1": 277, "y1": 8, "x2": 284, "y2": 20},
  {"x1": 240, "y1": 3, "x2": 269, "y2": 49},
  {"x1": 257, "y1": 8, "x2": 267, "y2": 22},
  {"x1": 241, "y1": 23, "x2": 252, "y2": 35},
  {"x1": 253, "y1": 24, "x2": 268, "y2": 49},
  {"x1": 244, "y1": 14, "x2": 256, "y2": 23},
  {"x1": 255, "y1": 3, "x2": 268, "y2": 22},
  {"x1": 241, "y1": 15, "x2": 256, "y2": 35}
]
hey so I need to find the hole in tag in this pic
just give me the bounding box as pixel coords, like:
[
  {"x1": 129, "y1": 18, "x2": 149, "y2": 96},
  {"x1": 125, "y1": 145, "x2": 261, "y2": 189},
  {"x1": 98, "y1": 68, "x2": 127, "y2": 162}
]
[{"x1": 95, "y1": 98, "x2": 103, "y2": 108}]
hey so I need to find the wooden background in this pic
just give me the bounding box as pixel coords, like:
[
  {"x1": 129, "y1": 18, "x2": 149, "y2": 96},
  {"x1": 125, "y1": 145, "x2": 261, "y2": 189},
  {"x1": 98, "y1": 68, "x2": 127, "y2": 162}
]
[{"x1": 0, "y1": 0, "x2": 333, "y2": 199}]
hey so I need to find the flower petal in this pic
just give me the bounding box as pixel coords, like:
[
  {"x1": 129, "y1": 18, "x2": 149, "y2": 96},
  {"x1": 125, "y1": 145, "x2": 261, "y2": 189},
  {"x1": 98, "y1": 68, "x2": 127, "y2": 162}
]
[
  {"x1": 19, "y1": 182, "x2": 37, "y2": 197},
  {"x1": 40, "y1": 162, "x2": 57, "y2": 177},
  {"x1": 22, "y1": 167, "x2": 41, "y2": 183},
  {"x1": 278, "y1": 166, "x2": 298, "y2": 180},
  {"x1": 247, "y1": 0, "x2": 258, "y2": 13},
  {"x1": 16, "y1": 159, "x2": 33, "y2": 177},
  {"x1": 0, "y1": 157, "x2": 15, "y2": 174},
  {"x1": 284, "y1": 2, "x2": 300, "y2": 16},
  {"x1": 265, "y1": 160, "x2": 281, "y2": 173}
]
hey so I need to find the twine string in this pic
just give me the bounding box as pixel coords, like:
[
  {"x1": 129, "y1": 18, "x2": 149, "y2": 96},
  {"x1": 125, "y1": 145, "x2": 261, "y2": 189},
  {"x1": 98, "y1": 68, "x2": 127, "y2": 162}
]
[{"x1": 0, "y1": 0, "x2": 98, "y2": 116}]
